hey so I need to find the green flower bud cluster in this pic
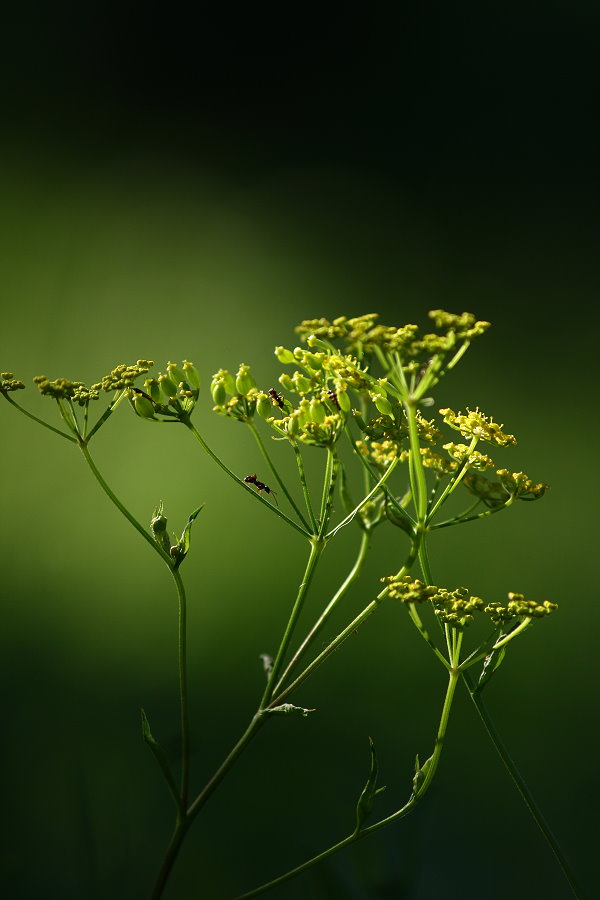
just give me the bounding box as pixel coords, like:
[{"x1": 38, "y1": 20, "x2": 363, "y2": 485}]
[
  {"x1": 485, "y1": 592, "x2": 558, "y2": 625},
  {"x1": 211, "y1": 367, "x2": 259, "y2": 423},
  {"x1": 428, "y1": 310, "x2": 490, "y2": 341},
  {"x1": 417, "y1": 447, "x2": 457, "y2": 474},
  {"x1": 368, "y1": 440, "x2": 401, "y2": 467},
  {"x1": 0, "y1": 372, "x2": 25, "y2": 393},
  {"x1": 496, "y1": 469, "x2": 548, "y2": 500},
  {"x1": 439, "y1": 407, "x2": 517, "y2": 447},
  {"x1": 33, "y1": 375, "x2": 99, "y2": 405},
  {"x1": 383, "y1": 575, "x2": 438, "y2": 604},
  {"x1": 95, "y1": 360, "x2": 154, "y2": 392},
  {"x1": 432, "y1": 587, "x2": 485, "y2": 629},
  {"x1": 415, "y1": 411, "x2": 443, "y2": 443},
  {"x1": 443, "y1": 442, "x2": 495, "y2": 471}
]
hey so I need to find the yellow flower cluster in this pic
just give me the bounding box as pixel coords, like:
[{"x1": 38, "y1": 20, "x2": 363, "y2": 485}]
[
  {"x1": 443, "y1": 442, "x2": 495, "y2": 471},
  {"x1": 485, "y1": 592, "x2": 557, "y2": 625},
  {"x1": 439, "y1": 407, "x2": 517, "y2": 447}
]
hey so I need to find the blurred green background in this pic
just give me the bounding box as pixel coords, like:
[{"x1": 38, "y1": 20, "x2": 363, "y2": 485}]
[{"x1": 1, "y1": 4, "x2": 598, "y2": 899}]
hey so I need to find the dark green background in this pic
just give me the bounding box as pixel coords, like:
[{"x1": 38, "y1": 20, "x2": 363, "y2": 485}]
[{"x1": 1, "y1": 5, "x2": 598, "y2": 899}]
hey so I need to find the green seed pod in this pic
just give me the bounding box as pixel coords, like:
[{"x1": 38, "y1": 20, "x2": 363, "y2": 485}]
[
  {"x1": 236, "y1": 364, "x2": 256, "y2": 396},
  {"x1": 144, "y1": 378, "x2": 161, "y2": 403},
  {"x1": 133, "y1": 392, "x2": 156, "y2": 419},
  {"x1": 310, "y1": 398, "x2": 327, "y2": 423},
  {"x1": 256, "y1": 392, "x2": 271, "y2": 419},
  {"x1": 376, "y1": 379, "x2": 389, "y2": 397},
  {"x1": 158, "y1": 374, "x2": 178, "y2": 398},
  {"x1": 373, "y1": 394, "x2": 393, "y2": 417},
  {"x1": 293, "y1": 373, "x2": 312, "y2": 394},
  {"x1": 297, "y1": 398, "x2": 311, "y2": 427},
  {"x1": 337, "y1": 388, "x2": 351, "y2": 413},
  {"x1": 306, "y1": 352, "x2": 323, "y2": 370},
  {"x1": 307, "y1": 334, "x2": 330, "y2": 350},
  {"x1": 274, "y1": 346, "x2": 295, "y2": 364},
  {"x1": 183, "y1": 360, "x2": 201, "y2": 389},
  {"x1": 279, "y1": 373, "x2": 294, "y2": 392},
  {"x1": 286, "y1": 413, "x2": 300, "y2": 436},
  {"x1": 211, "y1": 380, "x2": 227, "y2": 406},
  {"x1": 167, "y1": 362, "x2": 186, "y2": 385}
]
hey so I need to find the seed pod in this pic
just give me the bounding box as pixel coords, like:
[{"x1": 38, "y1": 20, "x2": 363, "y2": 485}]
[
  {"x1": 310, "y1": 398, "x2": 327, "y2": 423},
  {"x1": 144, "y1": 378, "x2": 161, "y2": 403},
  {"x1": 211, "y1": 380, "x2": 227, "y2": 406},
  {"x1": 133, "y1": 392, "x2": 156, "y2": 419},
  {"x1": 183, "y1": 360, "x2": 201, "y2": 389},
  {"x1": 256, "y1": 392, "x2": 271, "y2": 419},
  {"x1": 158, "y1": 374, "x2": 178, "y2": 398},
  {"x1": 279, "y1": 373, "x2": 294, "y2": 392},
  {"x1": 337, "y1": 388, "x2": 351, "y2": 412},
  {"x1": 286, "y1": 413, "x2": 300, "y2": 436},
  {"x1": 306, "y1": 352, "x2": 323, "y2": 370},
  {"x1": 236, "y1": 365, "x2": 256, "y2": 396},
  {"x1": 373, "y1": 394, "x2": 393, "y2": 417},
  {"x1": 274, "y1": 346, "x2": 295, "y2": 364},
  {"x1": 297, "y1": 398, "x2": 311, "y2": 427},
  {"x1": 293, "y1": 373, "x2": 312, "y2": 394},
  {"x1": 167, "y1": 362, "x2": 186, "y2": 384}
]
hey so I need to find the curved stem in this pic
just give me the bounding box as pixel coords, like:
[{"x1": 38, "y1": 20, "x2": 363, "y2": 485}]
[
  {"x1": 462, "y1": 671, "x2": 585, "y2": 899},
  {"x1": 273, "y1": 528, "x2": 372, "y2": 696},
  {"x1": 184, "y1": 420, "x2": 310, "y2": 538},
  {"x1": 237, "y1": 667, "x2": 460, "y2": 899},
  {"x1": 1, "y1": 392, "x2": 78, "y2": 442},
  {"x1": 78, "y1": 442, "x2": 173, "y2": 570},
  {"x1": 326, "y1": 455, "x2": 399, "y2": 539},
  {"x1": 248, "y1": 421, "x2": 310, "y2": 531}
]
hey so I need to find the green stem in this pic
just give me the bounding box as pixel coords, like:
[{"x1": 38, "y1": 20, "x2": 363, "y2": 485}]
[
  {"x1": 269, "y1": 540, "x2": 420, "y2": 708},
  {"x1": 431, "y1": 498, "x2": 513, "y2": 530},
  {"x1": 344, "y1": 422, "x2": 414, "y2": 528},
  {"x1": 1, "y1": 392, "x2": 78, "y2": 442},
  {"x1": 248, "y1": 421, "x2": 310, "y2": 531},
  {"x1": 317, "y1": 447, "x2": 336, "y2": 539},
  {"x1": 405, "y1": 401, "x2": 428, "y2": 523},
  {"x1": 237, "y1": 667, "x2": 460, "y2": 899},
  {"x1": 260, "y1": 538, "x2": 325, "y2": 708},
  {"x1": 292, "y1": 441, "x2": 318, "y2": 534},
  {"x1": 150, "y1": 819, "x2": 190, "y2": 900},
  {"x1": 462, "y1": 670, "x2": 585, "y2": 899},
  {"x1": 172, "y1": 566, "x2": 191, "y2": 805},
  {"x1": 426, "y1": 436, "x2": 479, "y2": 523},
  {"x1": 273, "y1": 528, "x2": 372, "y2": 696},
  {"x1": 78, "y1": 442, "x2": 173, "y2": 570},
  {"x1": 326, "y1": 455, "x2": 399, "y2": 539},
  {"x1": 184, "y1": 420, "x2": 310, "y2": 538}
]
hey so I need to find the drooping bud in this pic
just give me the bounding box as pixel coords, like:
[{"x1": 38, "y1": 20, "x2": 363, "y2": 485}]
[
  {"x1": 158, "y1": 374, "x2": 178, "y2": 398},
  {"x1": 236, "y1": 364, "x2": 256, "y2": 396},
  {"x1": 182, "y1": 360, "x2": 201, "y2": 389}
]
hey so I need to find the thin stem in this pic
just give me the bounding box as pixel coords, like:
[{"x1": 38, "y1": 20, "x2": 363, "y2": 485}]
[
  {"x1": 326, "y1": 455, "x2": 399, "y2": 539},
  {"x1": 237, "y1": 667, "x2": 460, "y2": 899},
  {"x1": 344, "y1": 422, "x2": 414, "y2": 528},
  {"x1": 260, "y1": 538, "x2": 325, "y2": 708},
  {"x1": 150, "y1": 820, "x2": 190, "y2": 900},
  {"x1": 248, "y1": 421, "x2": 310, "y2": 531},
  {"x1": 292, "y1": 441, "x2": 318, "y2": 534},
  {"x1": 172, "y1": 567, "x2": 191, "y2": 805},
  {"x1": 78, "y1": 442, "x2": 173, "y2": 570},
  {"x1": 317, "y1": 447, "x2": 336, "y2": 539},
  {"x1": 184, "y1": 420, "x2": 310, "y2": 538},
  {"x1": 269, "y1": 541, "x2": 420, "y2": 708},
  {"x1": 431, "y1": 498, "x2": 513, "y2": 530},
  {"x1": 405, "y1": 401, "x2": 428, "y2": 523},
  {"x1": 426, "y1": 436, "x2": 479, "y2": 523},
  {"x1": 273, "y1": 528, "x2": 372, "y2": 695},
  {"x1": 1, "y1": 392, "x2": 78, "y2": 442},
  {"x1": 462, "y1": 671, "x2": 585, "y2": 899}
]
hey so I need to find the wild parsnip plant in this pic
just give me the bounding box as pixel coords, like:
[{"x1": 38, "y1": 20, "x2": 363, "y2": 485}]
[{"x1": 1, "y1": 310, "x2": 582, "y2": 899}]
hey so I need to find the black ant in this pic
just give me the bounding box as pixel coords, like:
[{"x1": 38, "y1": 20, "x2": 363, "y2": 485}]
[
  {"x1": 244, "y1": 473, "x2": 278, "y2": 504},
  {"x1": 268, "y1": 387, "x2": 285, "y2": 408},
  {"x1": 326, "y1": 389, "x2": 340, "y2": 410}
]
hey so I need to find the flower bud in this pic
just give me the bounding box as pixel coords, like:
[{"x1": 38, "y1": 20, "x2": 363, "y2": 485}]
[
  {"x1": 211, "y1": 380, "x2": 227, "y2": 406},
  {"x1": 182, "y1": 360, "x2": 201, "y2": 389},
  {"x1": 133, "y1": 392, "x2": 156, "y2": 419},
  {"x1": 307, "y1": 334, "x2": 330, "y2": 350},
  {"x1": 167, "y1": 362, "x2": 186, "y2": 385},
  {"x1": 236, "y1": 364, "x2": 256, "y2": 396},
  {"x1": 337, "y1": 388, "x2": 351, "y2": 413},
  {"x1": 275, "y1": 346, "x2": 295, "y2": 364},
  {"x1": 158, "y1": 374, "x2": 178, "y2": 398},
  {"x1": 286, "y1": 413, "x2": 300, "y2": 436},
  {"x1": 310, "y1": 398, "x2": 327, "y2": 423},
  {"x1": 144, "y1": 378, "x2": 161, "y2": 403},
  {"x1": 279, "y1": 373, "x2": 294, "y2": 392},
  {"x1": 297, "y1": 398, "x2": 311, "y2": 427},
  {"x1": 306, "y1": 352, "x2": 323, "y2": 370},
  {"x1": 256, "y1": 392, "x2": 271, "y2": 419},
  {"x1": 293, "y1": 373, "x2": 312, "y2": 394},
  {"x1": 373, "y1": 394, "x2": 393, "y2": 417}
]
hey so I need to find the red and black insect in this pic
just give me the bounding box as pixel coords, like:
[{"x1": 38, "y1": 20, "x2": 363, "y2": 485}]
[
  {"x1": 244, "y1": 473, "x2": 278, "y2": 504},
  {"x1": 327, "y1": 389, "x2": 340, "y2": 410},
  {"x1": 268, "y1": 387, "x2": 285, "y2": 409}
]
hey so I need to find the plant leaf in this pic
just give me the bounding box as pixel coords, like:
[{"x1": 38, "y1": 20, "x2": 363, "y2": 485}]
[
  {"x1": 476, "y1": 645, "x2": 507, "y2": 692},
  {"x1": 355, "y1": 737, "x2": 386, "y2": 832}
]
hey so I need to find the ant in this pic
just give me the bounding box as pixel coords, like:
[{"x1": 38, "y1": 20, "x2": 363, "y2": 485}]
[
  {"x1": 268, "y1": 387, "x2": 285, "y2": 409},
  {"x1": 326, "y1": 389, "x2": 340, "y2": 410},
  {"x1": 244, "y1": 473, "x2": 278, "y2": 504}
]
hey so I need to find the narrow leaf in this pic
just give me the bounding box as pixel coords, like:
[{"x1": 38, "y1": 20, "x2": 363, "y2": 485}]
[
  {"x1": 266, "y1": 703, "x2": 315, "y2": 717},
  {"x1": 173, "y1": 503, "x2": 205, "y2": 568},
  {"x1": 140, "y1": 709, "x2": 182, "y2": 813},
  {"x1": 355, "y1": 737, "x2": 386, "y2": 832},
  {"x1": 476, "y1": 645, "x2": 507, "y2": 693},
  {"x1": 412, "y1": 752, "x2": 433, "y2": 796}
]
